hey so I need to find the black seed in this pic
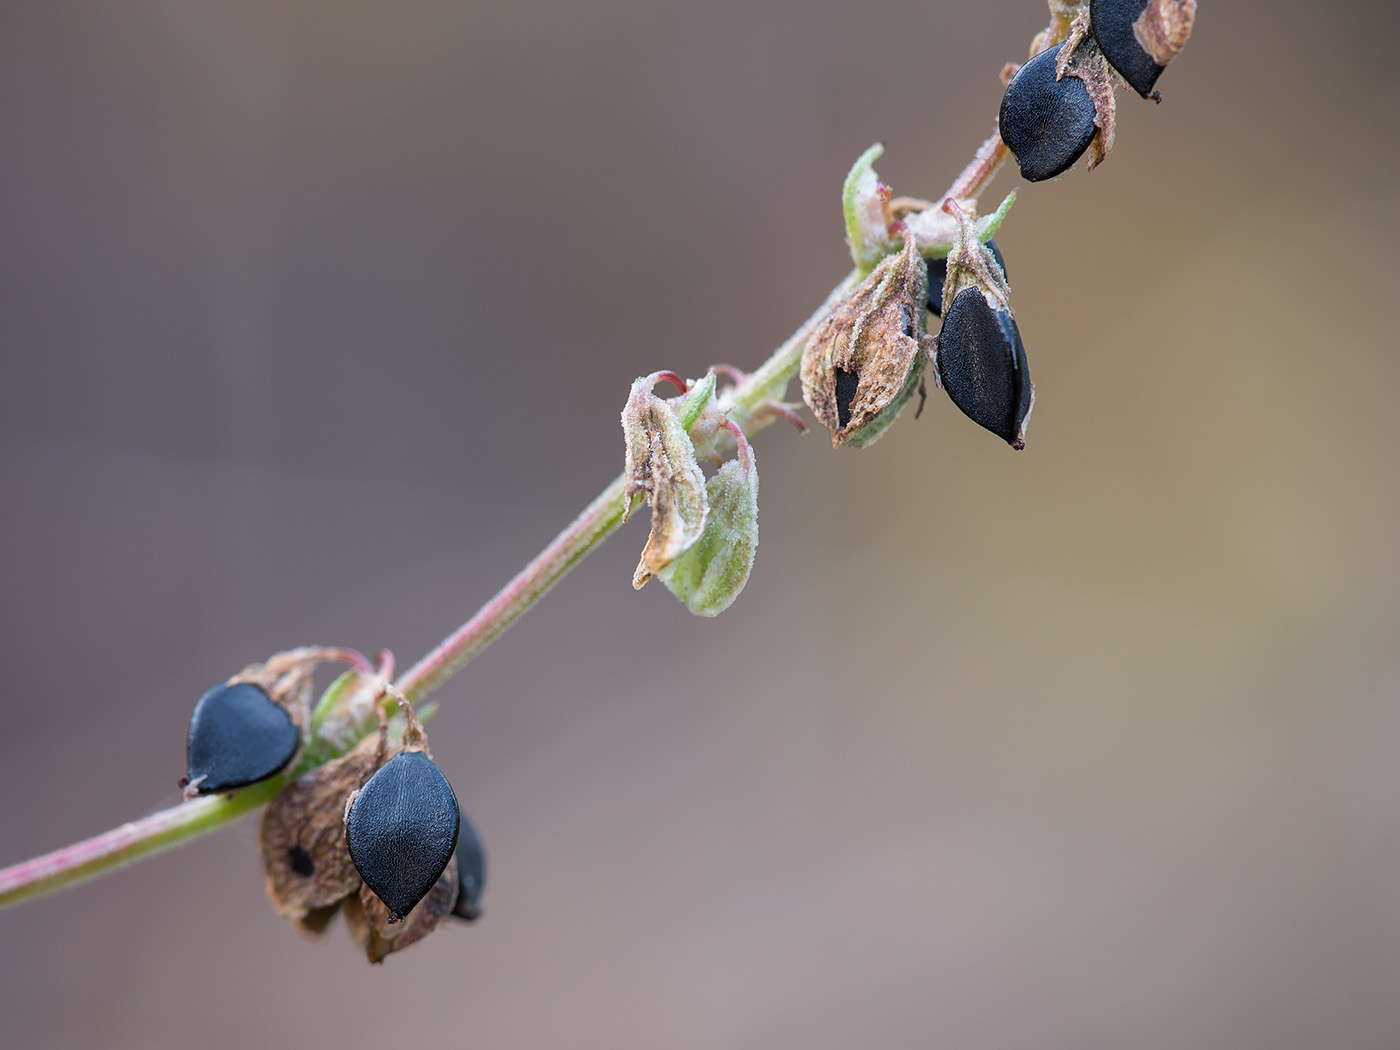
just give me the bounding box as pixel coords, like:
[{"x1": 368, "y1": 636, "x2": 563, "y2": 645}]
[
  {"x1": 1091, "y1": 0, "x2": 1165, "y2": 98},
  {"x1": 288, "y1": 846, "x2": 316, "y2": 877},
  {"x1": 998, "y1": 44, "x2": 1098, "y2": 182},
  {"x1": 451, "y1": 809, "x2": 487, "y2": 922},
  {"x1": 936, "y1": 288, "x2": 1033, "y2": 448},
  {"x1": 345, "y1": 751, "x2": 460, "y2": 922},
  {"x1": 926, "y1": 240, "x2": 1007, "y2": 318},
  {"x1": 834, "y1": 367, "x2": 859, "y2": 429},
  {"x1": 185, "y1": 682, "x2": 300, "y2": 795}
]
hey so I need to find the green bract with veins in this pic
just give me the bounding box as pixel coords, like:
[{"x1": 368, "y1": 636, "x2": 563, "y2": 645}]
[{"x1": 659, "y1": 426, "x2": 759, "y2": 617}]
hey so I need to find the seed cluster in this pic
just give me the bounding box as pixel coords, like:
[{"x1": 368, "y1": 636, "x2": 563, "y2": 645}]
[
  {"x1": 801, "y1": 1, "x2": 1195, "y2": 452},
  {"x1": 999, "y1": 0, "x2": 1196, "y2": 181},
  {"x1": 183, "y1": 649, "x2": 487, "y2": 962}
]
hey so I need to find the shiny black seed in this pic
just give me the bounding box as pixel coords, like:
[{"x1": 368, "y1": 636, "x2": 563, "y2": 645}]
[
  {"x1": 345, "y1": 751, "x2": 460, "y2": 922},
  {"x1": 185, "y1": 682, "x2": 300, "y2": 795},
  {"x1": 998, "y1": 44, "x2": 1098, "y2": 182},
  {"x1": 451, "y1": 809, "x2": 487, "y2": 922},
  {"x1": 926, "y1": 240, "x2": 1007, "y2": 317},
  {"x1": 1091, "y1": 0, "x2": 1164, "y2": 98},
  {"x1": 936, "y1": 288, "x2": 1033, "y2": 448},
  {"x1": 834, "y1": 367, "x2": 859, "y2": 429}
]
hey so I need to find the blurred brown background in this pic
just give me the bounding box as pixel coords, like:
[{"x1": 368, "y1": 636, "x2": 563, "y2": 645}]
[{"x1": 3, "y1": 1, "x2": 1398, "y2": 1047}]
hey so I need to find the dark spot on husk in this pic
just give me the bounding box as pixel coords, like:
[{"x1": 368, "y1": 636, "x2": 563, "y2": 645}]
[
  {"x1": 835, "y1": 367, "x2": 859, "y2": 429},
  {"x1": 288, "y1": 846, "x2": 315, "y2": 877}
]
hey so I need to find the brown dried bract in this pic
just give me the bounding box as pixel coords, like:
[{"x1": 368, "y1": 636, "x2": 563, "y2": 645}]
[
  {"x1": 1135, "y1": 0, "x2": 1195, "y2": 67},
  {"x1": 1055, "y1": 6, "x2": 1092, "y2": 75},
  {"x1": 1053, "y1": 30, "x2": 1118, "y2": 173},
  {"x1": 344, "y1": 858, "x2": 460, "y2": 964},
  {"x1": 293, "y1": 902, "x2": 344, "y2": 938},
  {"x1": 257, "y1": 727, "x2": 387, "y2": 922},
  {"x1": 227, "y1": 646, "x2": 338, "y2": 731},
  {"x1": 800, "y1": 231, "x2": 930, "y2": 448},
  {"x1": 940, "y1": 200, "x2": 1011, "y2": 318},
  {"x1": 621, "y1": 374, "x2": 708, "y2": 587},
  {"x1": 1075, "y1": 48, "x2": 1118, "y2": 170}
]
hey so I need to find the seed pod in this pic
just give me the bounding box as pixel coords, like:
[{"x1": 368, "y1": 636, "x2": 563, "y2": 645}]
[
  {"x1": 1091, "y1": 0, "x2": 1196, "y2": 99},
  {"x1": 344, "y1": 749, "x2": 460, "y2": 922},
  {"x1": 936, "y1": 287, "x2": 1034, "y2": 448},
  {"x1": 927, "y1": 240, "x2": 1006, "y2": 318},
  {"x1": 998, "y1": 44, "x2": 1098, "y2": 182},
  {"x1": 658, "y1": 420, "x2": 758, "y2": 617},
  {"x1": 184, "y1": 682, "x2": 300, "y2": 797},
  {"x1": 800, "y1": 231, "x2": 929, "y2": 448},
  {"x1": 451, "y1": 809, "x2": 487, "y2": 922},
  {"x1": 258, "y1": 728, "x2": 386, "y2": 922},
  {"x1": 344, "y1": 856, "x2": 460, "y2": 963}
]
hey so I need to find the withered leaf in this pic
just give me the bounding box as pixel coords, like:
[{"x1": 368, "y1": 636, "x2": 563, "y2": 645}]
[{"x1": 621, "y1": 374, "x2": 709, "y2": 586}]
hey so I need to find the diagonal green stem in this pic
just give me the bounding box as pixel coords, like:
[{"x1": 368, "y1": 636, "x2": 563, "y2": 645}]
[{"x1": 0, "y1": 777, "x2": 285, "y2": 909}]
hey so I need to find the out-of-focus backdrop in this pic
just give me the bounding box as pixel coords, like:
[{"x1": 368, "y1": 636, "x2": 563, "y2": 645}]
[{"x1": 3, "y1": 2, "x2": 1398, "y2": 1047}]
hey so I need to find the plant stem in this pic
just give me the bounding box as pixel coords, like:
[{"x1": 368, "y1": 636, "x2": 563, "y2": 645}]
[
  {"x1": 395, "y1": 476, "x2": 629, "y2": 703},
  {"x1": 394, "y1": 270, "x2": 859, "y2": 705},
  {"x1": 0, "y1": 777, "x2": 284, "y2": 909},
  {"x1": 0, "y1": 271, "x2": 857, "y2": 912}
]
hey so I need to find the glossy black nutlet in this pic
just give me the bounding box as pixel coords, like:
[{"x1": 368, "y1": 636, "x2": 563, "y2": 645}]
[
  {"x1": 936, "y1": 288, "x2": 1033, "y2": 448},
  {"x1": 185, "y1": 682, "x2": 300, "y2": 795},
  {"x1": 998, "y1": 44, "x2": 1098, "y2": 183},
  {"x1": 451, "y1": 809, "x2": 487, "y2": 922},
  {"x1": 927, "y1": 240, "x2": 1007, "y2": 318},
  {"x1": 344, "y1": 751, "x2": 460, "y2": 922}
]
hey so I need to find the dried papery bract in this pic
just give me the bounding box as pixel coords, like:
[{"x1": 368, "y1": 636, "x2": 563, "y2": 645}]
[
  {"x1": 937, "y1": 200, "x2": 1012, "y2": 319},
  {"x1": 658, "y1": 419, "x2": 759, "y2": 617},
  {"x1": 343, "y1": 857, "x2": 460, "y2": 963},
  {"x1": 622, "y1": 372, "x2": 710, "y2": 587},
  {"x1": 927, "y1": 240, "x2": 1007, "y2": 319},
  {"x1": 258, "y1": 724, "x2": 387, "y2": 924},
  {"x1": 801, "y1": 230, "x2": 930, "y2": 448}
]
